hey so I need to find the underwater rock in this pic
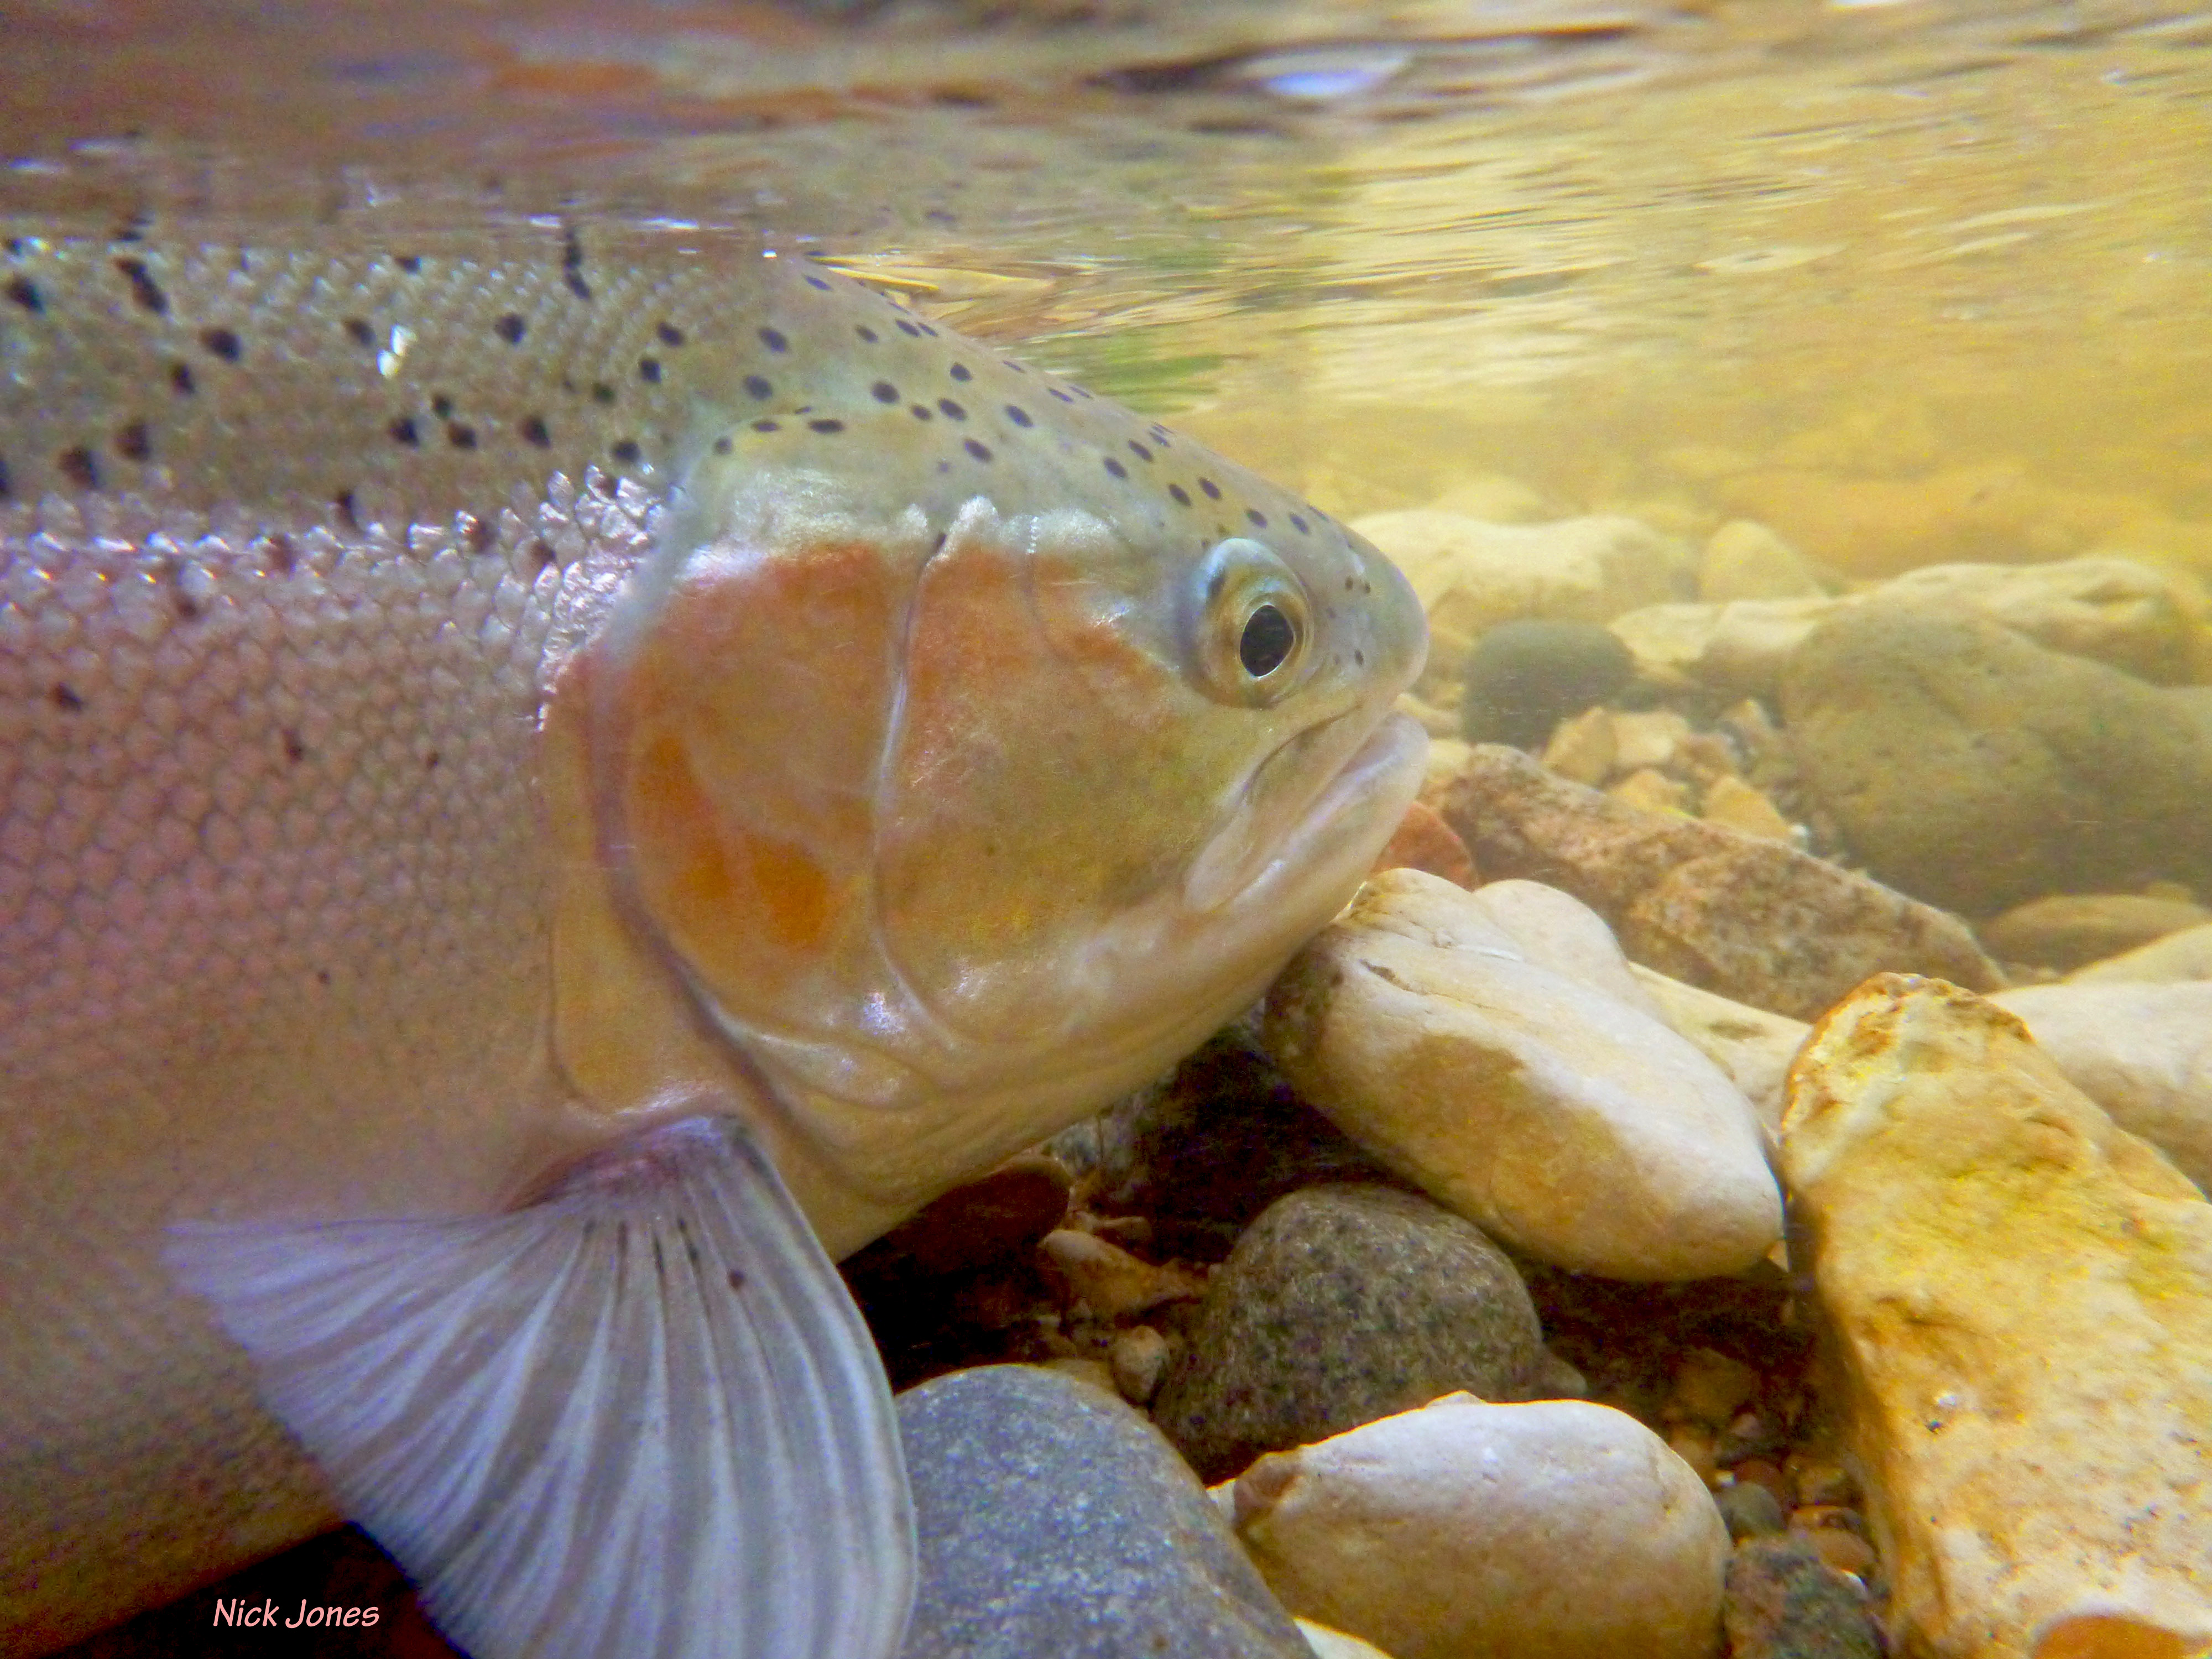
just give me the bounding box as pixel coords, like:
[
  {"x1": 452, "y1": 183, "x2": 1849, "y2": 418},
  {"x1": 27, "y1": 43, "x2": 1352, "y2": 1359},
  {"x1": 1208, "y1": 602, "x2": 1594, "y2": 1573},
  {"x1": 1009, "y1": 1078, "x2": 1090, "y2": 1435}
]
[
  {"x1": 2067, "y1": 917, "x2": 2212, "y2": 983},
  {"x1": 1611, "y1": 555, "x2": 2203, "y2": 696},
  {"x1": 1151, "y1": 1183, "x2": 1574, "y2": 1484},
  {"x1": 1721, "y1": 1535, "x2": 1885, "y2": 1659},
  {"x1": 1225, "y1": 1393, "x2": 1729, "y2": 1659},
  {"x1": 1296, "y1": 1620, "x2": 1400, "y2": 1659},
  {"x1": 1371, "y1": 797, "x2": 1477, "y2": 887},
  {"x1": 1349, "y1": 510, "x2": 1690, "y2": 703},
  {"x1": 1780, "y1": 975, "x2": 2212, "y2": 1659},
  {"x1": 1780, "y1": 608, "x2": 2212, "y2": 915},
  {"x1": 1433, "y1": 743, "x2": 2000, "y2": 1019},
  {"x1": 1260, "y1": 869, "x2": 1781, "y2": 1280},
  {"x1": 1716, "y1": 1481, "x2": 1788, "y2": 1542},
  {"x1": 1699, "y1": 520, "x2": 1830, "y2": 603},
  {"x1": 1457, "y1": 618, "x2": 1636, "y2": 749},
  {"x1": 1989, "y1": 980, "x2": 2212, "y2": 1194},
  {"x1": 895, "y1": 1365, "x2": 1311, "y2": 1659},
  {"x1": 1037, "y1": 1228, "x2": 1203, "y2": 1322},
  {"x1": 1981, "y1": 892, "x2": 2212, "y2": 971}
]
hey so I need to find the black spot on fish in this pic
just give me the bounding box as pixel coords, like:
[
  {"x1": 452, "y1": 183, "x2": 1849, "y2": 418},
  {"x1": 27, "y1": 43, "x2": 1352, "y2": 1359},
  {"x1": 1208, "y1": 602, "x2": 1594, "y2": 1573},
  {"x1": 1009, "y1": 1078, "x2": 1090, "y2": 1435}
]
[
  {"x1": 200, "y1": 327, "x2": 241, "y2": 363},
  {"x1": 59, "y1": 446, "x2": 98, "y2": 489},
  {"x1": 1005, "y1": 405, "x2": 1032, "y2": 427},
  {"x1": 871, "y1": 380, "x2": 899, "y2": 403},
  {"x1": 758, "y1": 326, "x2": 789, "y2": 353},
  {"x1": 638, "y1": 357, "x2": 661, "y2": 384},
  {"x1": 283, "y1": 729, "x2": 307, "y2": 764},
  {"x1": 1050, "y1": 388, "x2": 1074, "y2": 403},
  {"x1": 591, "y1": 382, "x2": 615, "y2": 405},
  {"x1": 949, "y1": 363, "x2": 972, "y2": 382},
  {"x1": 1198, "y1": 477, "x2": 1221, "y2": 500},
  {"x1": 115, "y1": 420, "x2": 150, "y2": 462},
  {"x1": 937, "y1": 399, "x2": 966, "y2": 421},
  {"x1": 744, "y1": 375, "x2": 773, "y2": 400},
  {"x1": 1290, "y1": 514, "x2": 1309, "y2": 534},
  {"x1": 267, "y1": 533, "x2": 298, "y2": 575},
  {"x1": 334, "y1": 490, "x2": 360, "y2": 530},
  {"x1": 727, "y1": 1269, "x2": 747, "y2": 1291},
  {"x1": 855, "y1": 325, "x2": 878, "y2": 343},
  {"x1": 424, "y1": 750, "x2": 442, "y2": 770},
  {"x1": 431, "y1": 394, "x2": 455, "y2": 420},
  {"x1": 964, "y1": 438, "x2": 992, "y2": 463},
  {"x1": 752, "y1": 419, "x2": 780, "y2": 432},
  {"x1": 918, "y1": 322, "x2": 939, "y2": 338},
  {"x1": 345, "y1": 317, "x2": 375, "y2": 348},
  {"x1": 113, "y1": 258, "x2": 166, "y2": 315},
  {"x1": 805, "y1": 274, "x2": 832, "y2": 293},
  {"x1": 395, "y1": 254, "x2": 421, "y2": 274},
  {"x1": 520, "y1": 415, "x2": 551, "y2": 448},
  {"x1": 561, "y1": 227, "x2": 590, "y2": 301},
  {"x1": 0, "y1": 455, "x2": 10, "y2": 498},
  {"x1": 611, "y1": 439, "x2": 641, "y2": 464},
  {"x1": 1103, "y1": 456, "x2": 1128, "y2": 479},
  {"x1": 1169, "y1": 483, "x2": 1191, "y2": 506},
  {"x1": 527, "y1": 538, "x2": 557, "y2": 574},
  {"x1": 1247, "y1": 508, "x2": 1268, "y2": 528},
  {"x1": 389, "y1": 417, "x2": 420, "y2": 447},
  {"x1": 1005, "y1": 361, "x2": 1027, "y2": 375},
  {"x1": 895, "y1": 319, "x2": 921, "y2": 338},
  {"x1": 50, "y1": 683, "x2": 84, "y2": 712},
  {"x1": 316, "y1": 968, "x2": 332, "y2": 987},
  {"x1": 170, "y1": 362, "x2": 195, "y2": 396},
  {"x1": 910, "y1": 403, "x2": 932, "y2": 421},
  {"x1": 447, "y1": 422, "x2": 477, "y2": 450},
  {"x1": 712, "y1": 435, "x2": 733, "y2": 456},
  {"x1": 656, "y1": 321, "x2": 685, "y2": 346},
  {"x1": 494, "y1": 313, "x2": 525, "y2": 345},
  {"x1": 1128, "y1": 441, "x2": 1151, "y2": 462},
  {"x1": 807, "y1": 419, "x2": 844, "y2": 435},
  {"x1": 7, "y1": 276, "x2": 41, "y2": 314},
  {"x1": 460, "y1": 514, "x2": 494, "y2": 553}
]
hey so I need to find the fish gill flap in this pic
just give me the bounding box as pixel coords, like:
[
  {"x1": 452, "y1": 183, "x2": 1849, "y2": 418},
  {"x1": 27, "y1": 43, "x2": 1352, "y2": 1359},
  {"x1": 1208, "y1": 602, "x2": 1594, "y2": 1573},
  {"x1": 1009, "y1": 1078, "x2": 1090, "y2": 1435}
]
[{"x1": 163, "y1": 1115, "x2": 915, "y2": 1659}]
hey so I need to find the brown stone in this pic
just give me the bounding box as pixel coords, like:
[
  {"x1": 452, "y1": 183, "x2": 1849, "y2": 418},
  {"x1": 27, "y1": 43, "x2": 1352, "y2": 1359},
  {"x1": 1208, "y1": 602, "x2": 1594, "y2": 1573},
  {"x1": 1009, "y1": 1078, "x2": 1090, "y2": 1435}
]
[
  {"x1": 1370, "y1": 799, "x2": 1475, "y2": 888},
  {"x1": 1433, "y1": 743, "x2": 2000, "y2": 1019}
]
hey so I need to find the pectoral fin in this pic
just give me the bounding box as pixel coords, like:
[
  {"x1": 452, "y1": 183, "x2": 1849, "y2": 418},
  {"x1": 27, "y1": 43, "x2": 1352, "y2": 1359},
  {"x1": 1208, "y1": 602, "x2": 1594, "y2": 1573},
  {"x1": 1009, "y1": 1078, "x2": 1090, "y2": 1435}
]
[{"x1": 165, "y1": 1116, "x2": 914, "y2": 1659}]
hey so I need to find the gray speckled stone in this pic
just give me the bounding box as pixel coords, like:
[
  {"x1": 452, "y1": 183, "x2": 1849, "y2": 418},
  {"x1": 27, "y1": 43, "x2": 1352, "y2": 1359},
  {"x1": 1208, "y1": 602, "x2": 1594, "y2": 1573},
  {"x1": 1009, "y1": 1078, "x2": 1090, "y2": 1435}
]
[
  {"x1": 1151, "y1": 1183, "x2": 1582, "y2": 1483},
  {"x1": 896, "y1": 1364, "x2": 1310, "y2": 1659}
]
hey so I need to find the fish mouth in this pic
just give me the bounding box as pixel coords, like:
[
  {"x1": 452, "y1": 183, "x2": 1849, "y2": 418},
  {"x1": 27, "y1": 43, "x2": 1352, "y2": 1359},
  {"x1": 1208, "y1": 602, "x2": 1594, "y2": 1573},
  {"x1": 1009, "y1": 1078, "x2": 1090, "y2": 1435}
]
[{"x1": 1184, "y1": 708, "x2": 1427, "y2": 915}]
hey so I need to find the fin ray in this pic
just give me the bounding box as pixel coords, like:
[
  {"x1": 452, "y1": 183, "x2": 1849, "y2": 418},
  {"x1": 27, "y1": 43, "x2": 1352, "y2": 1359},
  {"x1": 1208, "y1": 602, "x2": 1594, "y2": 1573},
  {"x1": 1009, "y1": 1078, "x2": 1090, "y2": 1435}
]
[{"x1": 168, "y1": 1115, "x2": 914, "y2": 1659}]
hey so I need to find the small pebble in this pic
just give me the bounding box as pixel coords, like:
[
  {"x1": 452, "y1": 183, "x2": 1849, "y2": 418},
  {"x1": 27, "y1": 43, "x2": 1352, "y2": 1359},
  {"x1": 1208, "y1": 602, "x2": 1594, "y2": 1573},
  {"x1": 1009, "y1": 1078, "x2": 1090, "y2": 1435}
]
[
  {"x1": 1109, "y1": 1325, "x2": 1172, "y2": 1405},
  {"x1": 1668, "y1": 1345, "x2": 1761, "y2": 1429},
  {"x1": 1717, "y1": 1480, "x2": 1788, "y2": 1541},
  {"x1": 1723, "y1": 1534, "x2": 1884, "y2": 1659},
  {"x1": 1038, "y1": 1228, "x2": 1204, "y2": 1322}
]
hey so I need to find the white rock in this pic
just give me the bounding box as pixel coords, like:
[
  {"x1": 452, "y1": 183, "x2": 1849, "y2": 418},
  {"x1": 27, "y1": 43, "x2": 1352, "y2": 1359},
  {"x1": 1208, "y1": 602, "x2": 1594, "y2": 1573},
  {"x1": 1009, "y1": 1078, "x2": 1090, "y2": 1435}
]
[
  {"x1": 1232, "y1": 1394, "x2": 1728, "y2": 1659},
  {"x1": 1992, "y1": 980, "x2": 2212, "y2": 1194},
  {"x1": 1298, "y1": 1618, "x2": 1400, "y2": 1659},
  {"x1": 1349, "y1": 511, "x2": 1691, "y2": 702},
  {"x1": 2068, "y1": 918, "x2": 2212, "y2": 983},
  {"x1": 1699, "y1": 520, "x2": 1827, "y2": 602},
  {"x1": 1626, "y1": 963, "x2": 1806, "y2": 1136},
  {"x1": 1262, "y1": 869, "x2": 1781, "y2": 1280}
]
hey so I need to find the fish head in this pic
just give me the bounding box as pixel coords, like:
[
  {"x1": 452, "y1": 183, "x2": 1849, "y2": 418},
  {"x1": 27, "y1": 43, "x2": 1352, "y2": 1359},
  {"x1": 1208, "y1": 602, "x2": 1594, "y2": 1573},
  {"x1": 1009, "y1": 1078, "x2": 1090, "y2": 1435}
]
[{"x1": 583, "y1": 270, "x2": 1425, "y2": 1201}]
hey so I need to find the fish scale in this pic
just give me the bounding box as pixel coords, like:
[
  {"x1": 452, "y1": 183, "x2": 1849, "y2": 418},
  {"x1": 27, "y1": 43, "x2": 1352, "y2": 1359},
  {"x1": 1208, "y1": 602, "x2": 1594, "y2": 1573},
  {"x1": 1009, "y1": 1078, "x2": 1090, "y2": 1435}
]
[{"x1": 1, "y1": 216, "x2": 1427, "y2": 1657}]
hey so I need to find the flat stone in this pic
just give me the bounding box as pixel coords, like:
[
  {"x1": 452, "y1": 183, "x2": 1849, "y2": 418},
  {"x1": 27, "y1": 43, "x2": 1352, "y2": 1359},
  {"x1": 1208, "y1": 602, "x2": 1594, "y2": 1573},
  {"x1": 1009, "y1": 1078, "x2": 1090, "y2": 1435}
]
[
  {"x1": 1779, "y1": 608, "x2": 2212, "y2": 915},
  {"x1": 2068, "y1": 919, "x2": 2212, "y2": 984},
  {"x1": 1151, "y1": 1183, "x2": 1575, "y2": 1484},
  {"x1": 1260, "y1": 869, "x2": 1781, "y2": 1280},
  {"x1": 1349, "y1": 510, "x2": 1692, "y2": 705},
  {"x1": 896, "y1": 1364, "x2": 1311, "y2": 1658},
  {"x1": 1981, "y1": 893, "x2": 2212, "y2": 971},
  {"x1": 1434, "y1": 743, "x2": 2002, "y2": 1019},
  {"x1": 1228, "y1": 1393, "x2": 1729, "y2": 1659},
  {"x1": 1780, "y1": 975, "x2": 2212, "y2": 1658},
  {"x1": 1614, "y1": 556, "x2": 2203, "y2": 695},
  {"x1": 1990, "y1": 980, "x2": 2212, "y2": 1194}
]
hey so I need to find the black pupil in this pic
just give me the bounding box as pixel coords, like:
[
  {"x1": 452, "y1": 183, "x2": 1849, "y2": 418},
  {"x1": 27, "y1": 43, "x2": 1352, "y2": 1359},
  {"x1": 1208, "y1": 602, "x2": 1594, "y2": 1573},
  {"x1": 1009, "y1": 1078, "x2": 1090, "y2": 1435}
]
[{"x1": 1239, "y1": 603, "x2": 1296, "y2": 678}]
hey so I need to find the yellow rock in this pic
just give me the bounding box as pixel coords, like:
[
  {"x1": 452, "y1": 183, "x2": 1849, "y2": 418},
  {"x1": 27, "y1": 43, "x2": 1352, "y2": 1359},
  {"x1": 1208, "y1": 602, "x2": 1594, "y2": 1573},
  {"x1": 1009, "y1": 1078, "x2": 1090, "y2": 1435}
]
[
  {"x1": 1780, "y1": 975, "x2": 2212, "y2": 1658},
  {"x1": 1540, "y1": 706, "x2": 1618, "y2": 786},
  {"x1": 1610, "y1": 766, "x2": 1693, "y2": 816},
  {"x1": 1700, "y1": 775, "x2": 1794, "y2": 842}
]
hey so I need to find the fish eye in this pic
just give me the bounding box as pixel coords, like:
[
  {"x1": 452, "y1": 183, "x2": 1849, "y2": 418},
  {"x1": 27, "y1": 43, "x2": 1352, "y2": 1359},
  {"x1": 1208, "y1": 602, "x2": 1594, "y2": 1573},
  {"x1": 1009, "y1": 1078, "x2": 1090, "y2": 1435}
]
[{"x1": 1190, "y1": 537, "x2": 1312, "y2": 706}]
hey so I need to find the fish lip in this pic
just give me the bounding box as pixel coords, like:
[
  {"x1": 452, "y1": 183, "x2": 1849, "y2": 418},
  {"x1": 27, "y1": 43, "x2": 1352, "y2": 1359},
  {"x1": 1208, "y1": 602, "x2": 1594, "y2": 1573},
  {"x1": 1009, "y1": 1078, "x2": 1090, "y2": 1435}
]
[{"x1": 1270, "y1": 708, "x2": 1427, "y2": 873}]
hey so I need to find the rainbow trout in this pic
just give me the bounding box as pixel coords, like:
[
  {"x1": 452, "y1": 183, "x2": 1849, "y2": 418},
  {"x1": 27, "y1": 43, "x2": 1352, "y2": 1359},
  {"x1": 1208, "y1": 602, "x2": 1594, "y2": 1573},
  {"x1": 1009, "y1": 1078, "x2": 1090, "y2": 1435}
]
[{"x1": 0, "y1": 218, "x2": 1426, "y2": 1657}]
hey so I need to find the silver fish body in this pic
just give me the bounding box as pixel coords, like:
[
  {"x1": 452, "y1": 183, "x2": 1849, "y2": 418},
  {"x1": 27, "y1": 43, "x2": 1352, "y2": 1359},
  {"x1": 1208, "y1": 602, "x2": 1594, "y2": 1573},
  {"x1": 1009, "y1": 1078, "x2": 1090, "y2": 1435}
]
[{"x1": 0, "y1": 220, "x2": 1426, "y2": 1655}]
